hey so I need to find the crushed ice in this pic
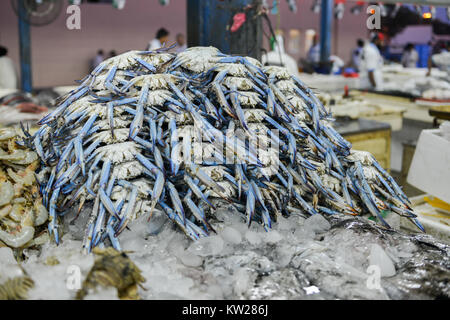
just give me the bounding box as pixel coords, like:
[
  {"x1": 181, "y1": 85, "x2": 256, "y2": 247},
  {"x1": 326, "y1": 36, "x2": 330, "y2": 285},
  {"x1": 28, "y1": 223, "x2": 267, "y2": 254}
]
[{"x1": 0, "y1": 204, "x2": 448, "y2": 299}]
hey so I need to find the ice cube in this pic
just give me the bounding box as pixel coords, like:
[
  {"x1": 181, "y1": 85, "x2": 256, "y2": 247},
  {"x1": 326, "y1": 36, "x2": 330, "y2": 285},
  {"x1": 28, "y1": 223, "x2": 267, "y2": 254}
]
[
  {"x1": 187, "y1": 235, "x2": 224, "y2": 257},
  {"x1": 368, "y1": 243, "x2": 396, "y2": 277},
  {"x1": 264, "y1": 230, "x2": 283, "y2": 244},
  {"x1": 244, "y1": 230, "x2": 261, "y2": 245},
  {"x1": 221, "y1": 227, "x2": 242, "y2": 244},
  {"x1": 276, "y1": 216, "x2": 296, "y2": 231},
  {"x1": 303, "y1": 214, "x2": 331, "y2": 234},
  {"x1": 178, "y1": 251, "x2": 203, "y2": 267},
  {"x1": 233, "y1": 268, "x2": 251, "y2": 296},
  {"x1": 276, "y1": 244, "x2": 295, "y2": 267},
  {"x1": 294, "y1": 226, "x2": 315, "y2": 241}
]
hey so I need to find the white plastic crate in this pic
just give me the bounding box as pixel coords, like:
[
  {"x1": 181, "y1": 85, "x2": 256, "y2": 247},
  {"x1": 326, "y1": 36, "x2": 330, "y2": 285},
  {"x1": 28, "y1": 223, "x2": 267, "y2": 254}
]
[{"x1": 407, "y1": 129, "x2": 450, "y2": 204}]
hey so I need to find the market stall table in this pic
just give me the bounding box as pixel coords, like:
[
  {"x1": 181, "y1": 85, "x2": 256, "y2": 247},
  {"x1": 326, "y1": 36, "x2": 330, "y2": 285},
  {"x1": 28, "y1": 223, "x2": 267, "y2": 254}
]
[{"x1": 334, "y1": 118, "x2": 391, "y2": 170}]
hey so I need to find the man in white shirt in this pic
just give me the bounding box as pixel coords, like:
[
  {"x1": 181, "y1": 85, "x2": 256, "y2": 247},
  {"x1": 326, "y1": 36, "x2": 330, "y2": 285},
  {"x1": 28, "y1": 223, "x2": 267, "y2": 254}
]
[
  {"x1": 359, "y1": 36, "x2": 384, "y2": 90},
  {"x1": 401, "y1": 43, "x2": 419, "y2": 68},
  {"x1": 148, "y1": 28, "x2": 170, "y2": 51},
  {"x1": 0, "y1": 46, "x2": 17, "y2": 90},
  {"x1": 262, "y1": 34, "x2": 300, "y2": 77}
]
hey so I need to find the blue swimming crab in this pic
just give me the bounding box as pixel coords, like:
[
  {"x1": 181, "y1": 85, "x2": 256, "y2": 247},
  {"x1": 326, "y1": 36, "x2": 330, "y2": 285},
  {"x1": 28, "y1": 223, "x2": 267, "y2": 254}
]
[{"x1": 27, "y1": 46, "x2": 424, "y2": 252}]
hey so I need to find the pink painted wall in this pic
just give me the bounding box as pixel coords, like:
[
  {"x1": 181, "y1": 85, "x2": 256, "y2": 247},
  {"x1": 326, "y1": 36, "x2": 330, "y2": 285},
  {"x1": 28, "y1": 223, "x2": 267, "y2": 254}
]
[
  {"x1": 0, "y1": 0, "x2": 187, "y2": 87},
  {"x1": 0, "y1": 0, "x2": 369, "y2": 88}
]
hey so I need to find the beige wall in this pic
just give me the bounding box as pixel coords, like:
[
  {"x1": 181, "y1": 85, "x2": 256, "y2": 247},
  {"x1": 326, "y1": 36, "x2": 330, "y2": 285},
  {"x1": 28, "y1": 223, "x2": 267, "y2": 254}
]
[{"x1": 0, "y1": 0, "x2": 369, "y2": 88}]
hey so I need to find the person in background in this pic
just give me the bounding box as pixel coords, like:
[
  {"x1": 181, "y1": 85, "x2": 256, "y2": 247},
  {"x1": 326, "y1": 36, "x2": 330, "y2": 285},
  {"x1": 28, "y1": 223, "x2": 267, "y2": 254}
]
[
  {"x1": 175, "y1": 33, "x2": 187, "y2": 53},
  {"x1": 0, "y1": 46, "x2": 18, "y2": 89},
  {"x1": 329, "y1": 55, "x2": 344, "y2": 75},
  {"x1": 148, "y1": 28, "x2": 170, "y2": 51},
  {"x1": 299, "y1": 34, "x2": 344, "y2": 75},
  {"x1": 91, "y1": 49, "x2": 104, "y2": 71},
  {"x1": 359, "y1": 35, "x2": 384, "y2": 90},
  {"x1": 401, "y1": 43, "x2": 418, "y2": 68},
  {"x1": 108, "y1": 50, "x2": 117, "y2": 59},
  {"x1": 262, "y1": 33, "x2": 299, "y2": 77},
  {"x1": 306, "y1": 34, "x2": 321, "y2": 67},
  {"x1": 350, "y1": 39, "x2": 364, "y2": 72},
  {"x1": 298, "y1": 34, "x2": 320, "y2": 73}
]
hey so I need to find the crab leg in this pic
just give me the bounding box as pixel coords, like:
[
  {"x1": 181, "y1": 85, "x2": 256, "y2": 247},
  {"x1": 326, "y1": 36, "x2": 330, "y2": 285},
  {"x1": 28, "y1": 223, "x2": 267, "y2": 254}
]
[
  {"x1": 147, "y1": 169, "x2": 165, "y2": 220},
  {"x1": 129, "y1": 83, "x2": 148, "y2": 139},
  {"x1": 115, "y1": 180, "x2": 138, "y2": 236},
  {"x1": 183, "y1": 190, "x2": 212, "y2": 233}
]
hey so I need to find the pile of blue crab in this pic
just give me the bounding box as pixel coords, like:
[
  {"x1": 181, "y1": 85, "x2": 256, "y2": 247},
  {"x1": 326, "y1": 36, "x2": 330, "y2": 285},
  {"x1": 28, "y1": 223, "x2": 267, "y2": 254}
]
[{"x1": 28, "y1": 46, "x2": 424, "y2": 252}]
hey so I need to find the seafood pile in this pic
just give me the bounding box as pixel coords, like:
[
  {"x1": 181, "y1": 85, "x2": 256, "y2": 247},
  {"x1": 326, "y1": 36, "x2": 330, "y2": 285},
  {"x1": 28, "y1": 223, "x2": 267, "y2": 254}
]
[
  {"x1": 28, "y1": 46, "x2": 423, "y2": 252},
  {"x1": 0, "y1": 128, "x2": 48, "y2": 249}
]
